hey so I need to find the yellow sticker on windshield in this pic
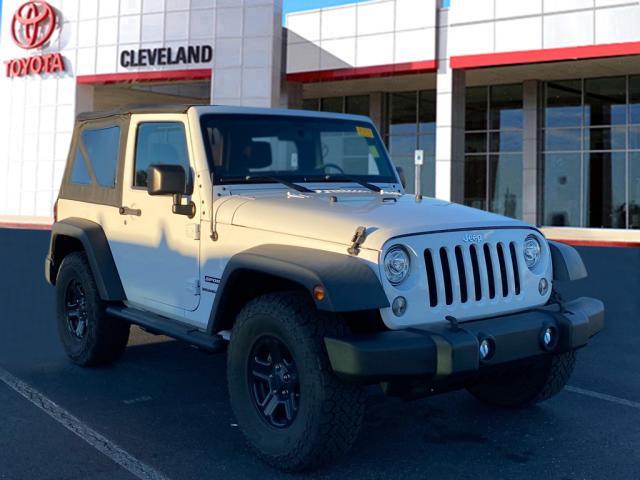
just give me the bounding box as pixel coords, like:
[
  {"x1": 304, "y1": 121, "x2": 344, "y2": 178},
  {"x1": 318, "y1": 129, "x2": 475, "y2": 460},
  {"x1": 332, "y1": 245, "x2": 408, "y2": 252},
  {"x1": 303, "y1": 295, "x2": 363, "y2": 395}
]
[{"x1": 356, "y1": 126, "x2": 374, "y2": 138}]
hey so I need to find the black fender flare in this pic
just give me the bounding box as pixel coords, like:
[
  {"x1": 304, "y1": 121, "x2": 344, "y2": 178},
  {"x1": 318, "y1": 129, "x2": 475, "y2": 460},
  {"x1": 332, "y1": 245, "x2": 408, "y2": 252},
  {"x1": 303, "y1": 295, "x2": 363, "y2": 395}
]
[
  {"x1": 548, "y1": 241, "x2": 588, "y2": 282},
  {"x1": 45, "y1": 218, "x2": 126, "y2": 301},
  {"x1": 209, "y1": 245, "x2": 389, "y2": 333}
]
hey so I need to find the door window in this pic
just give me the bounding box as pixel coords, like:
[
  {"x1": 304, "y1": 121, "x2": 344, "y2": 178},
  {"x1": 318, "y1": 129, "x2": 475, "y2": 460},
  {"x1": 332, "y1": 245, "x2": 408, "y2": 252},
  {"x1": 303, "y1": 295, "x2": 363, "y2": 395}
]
[{"x1": 134, "y1": 122, "x2": 190, "y2": 188}]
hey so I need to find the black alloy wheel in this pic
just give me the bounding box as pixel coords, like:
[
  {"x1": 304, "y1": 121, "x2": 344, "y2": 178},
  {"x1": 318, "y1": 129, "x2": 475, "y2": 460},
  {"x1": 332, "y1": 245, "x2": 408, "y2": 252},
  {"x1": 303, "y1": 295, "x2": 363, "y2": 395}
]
[
  {"x1": 248, "y1": 335, "x2": 300, "y2": 429},
  {"x1": 64, "y1": 279, "x2": 89, "y2": 339}
]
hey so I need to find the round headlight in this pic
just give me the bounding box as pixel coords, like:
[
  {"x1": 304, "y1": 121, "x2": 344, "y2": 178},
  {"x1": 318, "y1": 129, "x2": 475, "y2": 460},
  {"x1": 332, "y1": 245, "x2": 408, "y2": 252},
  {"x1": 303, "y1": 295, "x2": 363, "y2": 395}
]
[
  {"x1": 523, "y1": 234, "x2": 542, "y2": 270},
  {"x1": 384, "y1": 246, "x2": 411, "y2": 285}
]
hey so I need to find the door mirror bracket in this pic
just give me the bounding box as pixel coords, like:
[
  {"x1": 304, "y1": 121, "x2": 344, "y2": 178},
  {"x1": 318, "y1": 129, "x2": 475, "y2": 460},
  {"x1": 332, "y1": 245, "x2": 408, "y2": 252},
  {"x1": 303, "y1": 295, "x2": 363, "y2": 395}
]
[{"x1": 172, "y1": 194, "x2": 196, "y2": 218}]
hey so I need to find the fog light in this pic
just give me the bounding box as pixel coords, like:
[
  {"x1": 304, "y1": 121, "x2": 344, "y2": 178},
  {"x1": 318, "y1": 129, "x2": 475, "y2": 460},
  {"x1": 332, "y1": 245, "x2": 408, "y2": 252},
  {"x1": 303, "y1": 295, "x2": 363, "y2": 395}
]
[
  {"x1": 479, "y1": 337, "x2": 494, "y2": 361},
  {"x1": 392, "y1": 296, "x2": 407, "y2": 316},
  {"x1": 540, "y1": 325, "x2": 558, "y2": 350},
  {"x1": 538, "y1": 278, "x2": 549, "y2": 296}
]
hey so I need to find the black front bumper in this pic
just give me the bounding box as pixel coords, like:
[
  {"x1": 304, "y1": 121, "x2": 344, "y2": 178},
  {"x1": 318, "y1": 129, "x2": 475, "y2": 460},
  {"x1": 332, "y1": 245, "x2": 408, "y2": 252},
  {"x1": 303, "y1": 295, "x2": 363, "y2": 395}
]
[{"x1": 325, "y1": 297, "x2": 604, "y2": 383}]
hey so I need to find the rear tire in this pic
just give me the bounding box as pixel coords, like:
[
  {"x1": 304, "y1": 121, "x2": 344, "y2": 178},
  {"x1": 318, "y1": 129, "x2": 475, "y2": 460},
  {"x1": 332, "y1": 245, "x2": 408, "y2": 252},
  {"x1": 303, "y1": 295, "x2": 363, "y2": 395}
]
[
  {"x1": 56, "y1": 252, "x2": 130, "y2": 367},
  {"x1": 466, "y1": 351, "x2": 576, "y2": 408},
  {"x1": 227, "y1": 292, "x2": 366, "y2": 472}
]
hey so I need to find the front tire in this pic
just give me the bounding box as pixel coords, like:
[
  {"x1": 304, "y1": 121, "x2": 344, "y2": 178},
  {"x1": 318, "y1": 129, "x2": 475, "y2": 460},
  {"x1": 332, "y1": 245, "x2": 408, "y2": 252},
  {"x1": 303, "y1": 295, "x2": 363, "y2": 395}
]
[
  {"x1": 227, "y1": 292, "x2": 366, "y2": 472},
  {"x1": 56, "y1": 252, "x2": 130, "y2": 367},
  {"x1": 466, "y1": 351, "x2": 576, "y2": 408}
]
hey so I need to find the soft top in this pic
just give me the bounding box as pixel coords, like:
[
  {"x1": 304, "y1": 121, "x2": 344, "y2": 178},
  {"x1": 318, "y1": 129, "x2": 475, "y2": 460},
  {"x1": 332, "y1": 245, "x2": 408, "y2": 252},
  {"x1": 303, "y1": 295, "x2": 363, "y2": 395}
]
[
  {"x1": 76, "y1": 104, "x2": 373, "y2": 123},
  {"x1": 76, "y1": 104, "x2": 192, "y2": 121}
]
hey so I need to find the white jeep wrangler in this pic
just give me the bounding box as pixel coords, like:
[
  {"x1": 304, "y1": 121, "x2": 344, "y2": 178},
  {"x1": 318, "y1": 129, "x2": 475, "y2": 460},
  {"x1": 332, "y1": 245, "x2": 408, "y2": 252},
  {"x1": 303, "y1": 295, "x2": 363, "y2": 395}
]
[{"x1": 45, "y1": 105, "x2": 604, "y2": 471}]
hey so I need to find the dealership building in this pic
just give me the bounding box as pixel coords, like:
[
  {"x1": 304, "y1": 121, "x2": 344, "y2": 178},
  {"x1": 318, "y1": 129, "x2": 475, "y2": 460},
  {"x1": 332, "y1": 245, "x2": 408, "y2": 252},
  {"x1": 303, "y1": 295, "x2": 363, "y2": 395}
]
[{"x1": 1, "y1": 0, "x2": 640, "y2": 244}]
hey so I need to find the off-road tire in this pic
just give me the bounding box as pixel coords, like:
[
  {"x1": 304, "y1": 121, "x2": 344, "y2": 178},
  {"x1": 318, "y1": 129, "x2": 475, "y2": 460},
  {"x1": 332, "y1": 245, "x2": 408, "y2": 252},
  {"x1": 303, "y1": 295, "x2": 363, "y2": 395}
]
[
  {"x1": 466, "y1": 351, "x2": 576, "y2": 408},
  {"x1": 56, "y1": 252, "x2": 130, "y2": 366},
  {"x1": 227, "y1": 292, "x2": 366, "y2": 472}
]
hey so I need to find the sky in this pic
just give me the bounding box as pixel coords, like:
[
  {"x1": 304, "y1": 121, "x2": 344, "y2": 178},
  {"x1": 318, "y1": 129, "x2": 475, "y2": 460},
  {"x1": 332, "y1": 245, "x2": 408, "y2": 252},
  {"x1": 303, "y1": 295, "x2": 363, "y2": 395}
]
[
  {"x1": 283, "y1": 0, "x2": 370, "y2": 15},
  {"x1": 0, "y1": 0, "x2": 361, "y2": 35}
]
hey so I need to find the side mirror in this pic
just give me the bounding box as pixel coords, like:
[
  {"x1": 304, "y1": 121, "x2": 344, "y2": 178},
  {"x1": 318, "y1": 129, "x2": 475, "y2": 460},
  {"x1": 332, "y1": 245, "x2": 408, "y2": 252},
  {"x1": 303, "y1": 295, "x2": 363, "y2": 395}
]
[
  {"x1": 147, "y1": 164, "x2": 188, "y2": 196},
  {"x1": 396, "y1": 166, "x2": 407, "y2": 189},
  {"x1": 147, "y1": 165, "x2": 195, "y2": 218}
]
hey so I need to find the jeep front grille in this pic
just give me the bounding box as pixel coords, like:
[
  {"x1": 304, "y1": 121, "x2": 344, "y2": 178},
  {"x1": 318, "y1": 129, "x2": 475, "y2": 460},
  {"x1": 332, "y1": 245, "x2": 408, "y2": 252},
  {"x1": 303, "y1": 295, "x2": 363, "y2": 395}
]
[{"x1": 424, "y1": 241, "x2": 522, "y2": 308}]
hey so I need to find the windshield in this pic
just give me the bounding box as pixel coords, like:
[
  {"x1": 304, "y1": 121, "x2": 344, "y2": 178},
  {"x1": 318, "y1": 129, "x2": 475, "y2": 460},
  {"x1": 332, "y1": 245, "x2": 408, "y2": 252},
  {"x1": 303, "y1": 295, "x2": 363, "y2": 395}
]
[{"x1": 200, "y1": 114, "x2": 397, "y2": 185}]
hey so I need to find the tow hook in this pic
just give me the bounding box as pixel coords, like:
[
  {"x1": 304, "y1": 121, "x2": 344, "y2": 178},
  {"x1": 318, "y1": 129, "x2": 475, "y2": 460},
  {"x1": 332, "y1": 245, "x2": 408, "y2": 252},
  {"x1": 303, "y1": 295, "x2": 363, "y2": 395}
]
[{"x1": 347, "y1": 226, "x2": 367, "y2": 255}]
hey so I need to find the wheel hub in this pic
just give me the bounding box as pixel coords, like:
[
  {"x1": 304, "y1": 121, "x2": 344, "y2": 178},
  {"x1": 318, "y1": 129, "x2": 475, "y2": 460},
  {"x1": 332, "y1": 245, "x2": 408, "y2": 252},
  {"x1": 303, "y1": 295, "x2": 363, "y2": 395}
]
[{"x1": 248, "y1": 336, "x2": 300, "y2": 428}]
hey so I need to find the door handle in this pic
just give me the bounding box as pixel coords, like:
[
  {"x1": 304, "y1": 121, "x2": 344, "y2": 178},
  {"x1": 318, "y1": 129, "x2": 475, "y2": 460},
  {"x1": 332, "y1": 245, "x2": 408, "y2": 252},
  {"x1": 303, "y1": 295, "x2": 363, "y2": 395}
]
[{"x1": 119, "y1": 206, "x2": 142, "y2": 216}]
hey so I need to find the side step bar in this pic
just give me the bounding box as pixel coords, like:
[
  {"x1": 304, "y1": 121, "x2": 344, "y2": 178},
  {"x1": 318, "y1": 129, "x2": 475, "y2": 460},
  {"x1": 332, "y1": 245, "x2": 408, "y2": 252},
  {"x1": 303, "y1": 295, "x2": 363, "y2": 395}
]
[{"x1": 106, "y1": 305, "x2": 226, "y2": 353}]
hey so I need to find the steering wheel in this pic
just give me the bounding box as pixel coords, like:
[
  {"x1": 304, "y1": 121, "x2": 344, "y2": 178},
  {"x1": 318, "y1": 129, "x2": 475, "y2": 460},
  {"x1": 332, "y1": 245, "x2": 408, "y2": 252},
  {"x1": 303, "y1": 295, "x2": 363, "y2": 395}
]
[{"x1": 322, "y1": 163, "x2": 345, "y2": 174}]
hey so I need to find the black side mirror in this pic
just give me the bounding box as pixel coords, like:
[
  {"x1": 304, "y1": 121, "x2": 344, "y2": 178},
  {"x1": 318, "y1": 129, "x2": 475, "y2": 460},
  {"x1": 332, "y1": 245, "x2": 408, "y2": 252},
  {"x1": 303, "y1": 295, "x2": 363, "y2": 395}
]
[
  {"x1": 396, "y1": 166, "x2": 407, "y2": 189},
  {"x1": 147, "y1": 164, "x2": 188, "y2": 195},
  {"x1": 147, "y1": 165, "x2": 195, "y2": 218}
]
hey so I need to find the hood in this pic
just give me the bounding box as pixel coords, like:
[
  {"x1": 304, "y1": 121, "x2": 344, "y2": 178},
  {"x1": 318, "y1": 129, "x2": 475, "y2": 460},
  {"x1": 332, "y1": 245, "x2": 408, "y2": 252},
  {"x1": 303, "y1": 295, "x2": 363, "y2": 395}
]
[{"x1": 217, "y1": 190, "x2": 528, "y2": 251}]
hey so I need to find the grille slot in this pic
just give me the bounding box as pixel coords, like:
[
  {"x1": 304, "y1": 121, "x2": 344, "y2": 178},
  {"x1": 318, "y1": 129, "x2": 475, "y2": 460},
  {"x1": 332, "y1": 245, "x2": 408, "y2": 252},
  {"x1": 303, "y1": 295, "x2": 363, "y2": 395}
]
[
  {"x1": 509, "y1": 242, "x2": 521, "y2": 295},
  {"x1": 423, "y1": 237, "x2": 523, "y2": 308},
  {"x1": 470, "y1": 245, "x2": 482, "y2": 301},
  {"x1": 483, "y1": 244, "x2": 496, "y2": 299},
  {"x1": 454, "y1": 246, "x2": 468, "y2": 303},
  {"x1": 497, "y1": 243, "x2": 509, "y2": 297},
  {"x1": 439, "y1": 248, "x2": 453, "y2": 305},
  {"x1": 424, "y1": 249, "x2": 438, "y2": 307}
]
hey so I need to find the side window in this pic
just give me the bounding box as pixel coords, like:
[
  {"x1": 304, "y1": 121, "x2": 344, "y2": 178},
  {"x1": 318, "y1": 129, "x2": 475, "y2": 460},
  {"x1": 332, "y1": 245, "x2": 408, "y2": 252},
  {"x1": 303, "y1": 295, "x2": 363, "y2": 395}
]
[
  {"x1": 135, "y1": 122, "x2": 190, "y2": 188},
  {"x1": 69, "y1": 126, "x2": 120, "y2": 187},
  {"x1": 81, "y1": 126, "x2": 120, "y2": 188},
  {"x1": 70, "y1": 147, "x2": 92, "y2": 185}
]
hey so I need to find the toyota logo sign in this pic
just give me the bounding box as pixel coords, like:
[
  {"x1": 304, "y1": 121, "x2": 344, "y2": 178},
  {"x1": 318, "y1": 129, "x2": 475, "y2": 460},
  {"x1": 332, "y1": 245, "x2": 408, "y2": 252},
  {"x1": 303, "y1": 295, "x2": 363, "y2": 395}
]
[{"x1": 11, "y1": 1, "x2": 57, "y2": 50}]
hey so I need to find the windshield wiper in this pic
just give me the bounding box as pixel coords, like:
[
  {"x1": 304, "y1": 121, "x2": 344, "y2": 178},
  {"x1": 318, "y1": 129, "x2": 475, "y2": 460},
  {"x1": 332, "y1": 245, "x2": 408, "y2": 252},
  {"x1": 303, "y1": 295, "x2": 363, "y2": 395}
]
[
  {"x1": 219, "y1": 175, "x2": 313, "y2": 193},
  {"x1": 306, "y1": 175, "x2": 382, "y2": 193}
]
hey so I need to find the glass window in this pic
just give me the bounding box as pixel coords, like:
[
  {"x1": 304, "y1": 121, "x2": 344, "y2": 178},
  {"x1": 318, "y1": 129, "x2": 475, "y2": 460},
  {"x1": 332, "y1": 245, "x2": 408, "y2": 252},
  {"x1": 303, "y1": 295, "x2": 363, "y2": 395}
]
[
  {"x1": 81, "y1": 126, "x2": 120, "y2": 188},
  {"x1": 465, "y1": 87, "x2": 487, "y2": 131},
  {"x1": 302, "y1": 98, "x2": 320, "y2": 111},
  {"x1": 546, "y1": 80, "x2": 582, "y2": 128},
  {"x1": 418, "y1": 90, "x2": 436, "y2": 134},
  {"x1": 629, "y1": 126, "x2": 640, "y2": 150},
  {"x1": 464, "y1": 84, "x2": 523, "y2": 218},
  {"x1": 584, "y1": 127, "x2": 626, "y2": 151},
  {"x1": 542, "y1": 76, "x2": 640, "y2": 229},
  {"x1": 303, "y1": 95, "x2": 370, "y2": 116},
  {"x1": 542, "y1": 153, "x2": 581, "y2": 227},
  {"x1": 345, "y1": 95, "x2": 370, "y2": 116},
  {"x1": 489, "y1": 154, "x2": 522, "y2": 218},
  {"x1": 70, "y1": 147, "x2": 92, "y2": 185},
  {"x1": 585, "y1": 152, "x2": 626, "y2": 228},
  {"x1": 200, "y1": 114, "x2": 396, "y2": 184},
  {"x1": 630, "y1": 152, "x2": 640, "y2": 229},
  {"x1": 385, "y1": 90, "x2": 437, "y2": 196},
  {"x1": 490, "y1": 131, "x2": 523, "y2": 153},
  {"x1": 389, "y1": 92, "x2": 417, "y2": 136},
  {"x1": 320, "y1": 97, "x2": 343, "y2": 113},
  {"x1": 584, "y1": 77, "x2": 626, "y2": 127},
  {"x1": 629, "y1": 76, "x2": 640, "y2": 125},
  {"x1": 463, "y1": 156, "x2": 486, "y2": 210},
  {"x1": 490, "y1": 84, "x2": 523, "y2": 130},
  {"x1": 545, "y1": 128, "x2": 581, "y2": 152},
  {"x1": 135, "y1": 123, "x2": 190, "y2": 188},
  {"x1": 465, "y1": 133, "x2": 486, "y2": 154}
]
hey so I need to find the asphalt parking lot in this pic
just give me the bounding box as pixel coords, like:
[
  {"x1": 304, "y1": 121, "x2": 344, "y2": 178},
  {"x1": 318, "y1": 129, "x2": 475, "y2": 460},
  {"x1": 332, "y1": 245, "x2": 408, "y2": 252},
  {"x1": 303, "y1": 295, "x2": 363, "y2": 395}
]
[{"x1": 1, "y1": 227, "x2": 639, "y2": 480}]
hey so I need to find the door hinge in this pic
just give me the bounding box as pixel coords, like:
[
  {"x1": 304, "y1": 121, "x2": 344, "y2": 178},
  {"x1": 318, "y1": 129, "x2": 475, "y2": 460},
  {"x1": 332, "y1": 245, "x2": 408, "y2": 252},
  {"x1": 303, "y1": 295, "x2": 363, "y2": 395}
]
[
  {"x1": 186, "y1": 278, "x2": 200, "y2": 296},
  {"x1": 186, "y1": 224, "x2": 200, "y2": 240}
]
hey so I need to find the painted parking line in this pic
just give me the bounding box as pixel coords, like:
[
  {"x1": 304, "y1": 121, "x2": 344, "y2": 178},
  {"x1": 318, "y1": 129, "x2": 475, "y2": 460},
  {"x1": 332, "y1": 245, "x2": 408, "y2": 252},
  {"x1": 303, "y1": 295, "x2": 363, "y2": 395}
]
[
  {"x1": 0, "y1": 367, "x2": 171, "y2": 480},
  {"x1": 566, "y1": 385, "x2": 640, "y2": 410}
]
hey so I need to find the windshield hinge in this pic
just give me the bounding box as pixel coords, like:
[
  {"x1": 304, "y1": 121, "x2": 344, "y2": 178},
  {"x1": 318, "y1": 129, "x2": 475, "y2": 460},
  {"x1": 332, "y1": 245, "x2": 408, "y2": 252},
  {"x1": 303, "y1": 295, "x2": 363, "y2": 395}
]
[{"x1": 347, "y1": 226, "x2": 367, "y2": 256}]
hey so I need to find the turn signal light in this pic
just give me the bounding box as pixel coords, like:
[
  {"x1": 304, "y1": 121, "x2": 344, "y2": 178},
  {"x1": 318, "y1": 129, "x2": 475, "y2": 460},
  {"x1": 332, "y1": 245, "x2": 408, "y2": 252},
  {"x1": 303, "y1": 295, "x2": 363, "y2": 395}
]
[{"x1": 313, "y1": 285, "x2": 326, "y2": 301}]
